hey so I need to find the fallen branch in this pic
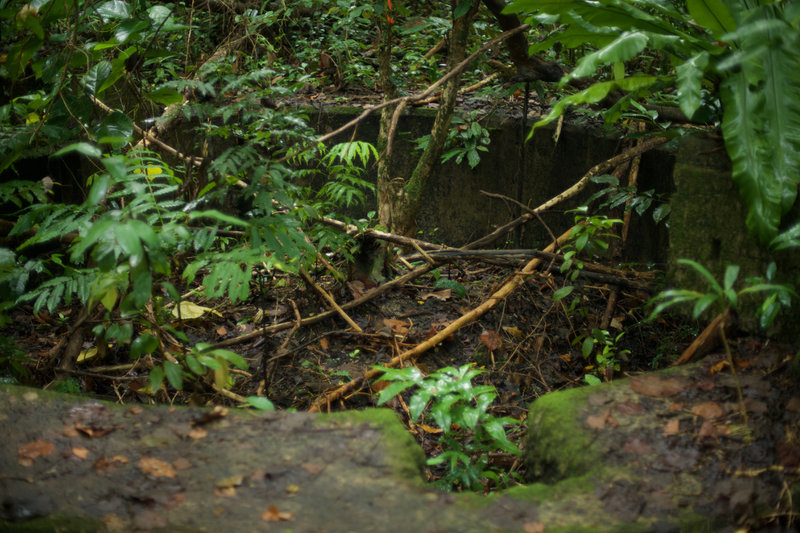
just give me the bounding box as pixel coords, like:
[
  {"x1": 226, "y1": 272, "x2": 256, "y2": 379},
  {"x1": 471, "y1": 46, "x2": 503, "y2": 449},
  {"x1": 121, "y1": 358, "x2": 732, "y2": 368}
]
[
  {"x1": 319, "y1": 216, "x2": 449, "y2": 251},
  {"x1": 400, "y1": 248, "x2": 654, "y2": 291},
  {"x1": 299, "y1": 268, "x2": 362, "y2": 333},
  {"x1": 674, "y1": 308, "x2": 736, "y2": 366},
  {"x1": 308, "y1": 226, "x2": 576, "y2": 413}
]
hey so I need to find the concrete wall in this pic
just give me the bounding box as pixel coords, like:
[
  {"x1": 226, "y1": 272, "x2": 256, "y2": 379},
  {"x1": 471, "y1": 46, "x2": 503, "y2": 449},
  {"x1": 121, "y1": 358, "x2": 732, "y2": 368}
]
[{"x1": 308, "y1": 106, "x2": 676, "y2": 264}]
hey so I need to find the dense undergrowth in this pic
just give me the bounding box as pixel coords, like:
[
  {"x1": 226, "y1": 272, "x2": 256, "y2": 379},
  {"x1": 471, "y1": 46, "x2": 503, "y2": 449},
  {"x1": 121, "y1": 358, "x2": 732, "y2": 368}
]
[{"x1": 1, "y1": 0, "x2": 799, "y2": 492}]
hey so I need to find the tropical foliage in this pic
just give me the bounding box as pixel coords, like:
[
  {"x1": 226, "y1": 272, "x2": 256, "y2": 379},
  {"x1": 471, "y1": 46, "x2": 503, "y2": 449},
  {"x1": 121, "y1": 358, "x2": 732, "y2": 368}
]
[{"x1": 505, "y1": 0, "x2": 800, "y2": 244}]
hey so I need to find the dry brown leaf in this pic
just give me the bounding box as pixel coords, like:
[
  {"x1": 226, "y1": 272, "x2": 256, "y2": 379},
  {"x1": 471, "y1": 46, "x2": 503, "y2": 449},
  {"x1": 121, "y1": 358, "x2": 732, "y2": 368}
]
[
  {"x1": 72, "y1": 446, "x2": 90, "y2": 460},
  {"x1": 523, "y1": 521, "x2": 546, "y2": 533},
  {"x1": 630, "y1": 375, "x2": 688, "y2": 397},
  {"x1": 189, "y1": 427, "x2": 208, "y2": 440},
  {"x1": 128, "y1": 407, "x2": 143, "y2": 415},
  {"x1": 383, "y1": 318, "x2": 410, "y2": 336},
  {"x1": 663, "y1": 419, "x2": 681, "y2": 436},
  {"x1": 786, "y1": 397, "x2": 800, "y2": 412},
  {"x1": 301, "y1": 462, "x2": 324, "y2": 475},
  {"x1": 559, "y1": 353, "x2": 571, "y2": 363},
  {"x1": 623, "y1": 437, "x2": 654, "y2": 455},
  {"x1": 614, "y1": 401, "x2": 644, "y2": 416},
  {"x1": 415, "y1": 423, "x2": 443, "y2": 434},
  {"x1": 743, "y1": 397, "x2": 767, "y2": 414},
  {"x1": 94, "y1": 455, "x2": 128, "y2": 473},
  {"x1": 585, "y1": 408, "x2": 618, "y2": 430},
  {"x1": 138, "y1": 457, "x2": 177, "y2": 478},
  {"x1": 668, "y1": 402, "x2": 683, "y2": 412},
  {"x1": 62, "y1": 425, "x2": 80, "y2": 437},
  {"x1": 192, "y1": 405, "x2": 228, "y2": 426},
  {"x1": 18, "y1": 439, "x2": 55, "y2": 466},
  {"x1": 696, "y1": 419, "x2": 727, "y2": 442},
  {"x1": 709, "y1": 360, "x2": 729, "y2": 374},
  {"x1": 75, "y1": 423, "x2": 115, "y2": 438},
  {"x1": 172, "y1": 457, "x2": 192, "y2": 470},
  {"x1": 319, "y1": 337, "x2": 330, "y2": 350},
  {"x1": 216, "y1": 326, "x2": 228, "y2": 336},
  {"x1": 479, "y1": 329, "x2": 503, "y2": 352},
  {"x1": 420, "y1": 289, "x2": 452, "y2": 301},
  {"x1": 690, "y1": 401, "x2": 723, "y2": 419},
  {"x1": 262, "y1": 504, "x2": 293, "y2": 522}
]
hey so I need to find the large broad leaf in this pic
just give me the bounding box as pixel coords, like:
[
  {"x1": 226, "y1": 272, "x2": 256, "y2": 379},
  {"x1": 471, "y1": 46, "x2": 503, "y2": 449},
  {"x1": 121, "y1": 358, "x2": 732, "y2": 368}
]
[
  {"x1": 720, "y1": 18, "x2": 800, "y2": 244},
  {"x1": 687, "y1": 0, "x2": 737, "y2": 39},
  {"x1": 676, "y1": 51, "x2": 710, "y2": 118},
  {"x1": 532, "y1": 75, "x2": 659, "y2": 133},
  {"x1": 567, "y1": 31, "x2": 650, "y2": 81}
]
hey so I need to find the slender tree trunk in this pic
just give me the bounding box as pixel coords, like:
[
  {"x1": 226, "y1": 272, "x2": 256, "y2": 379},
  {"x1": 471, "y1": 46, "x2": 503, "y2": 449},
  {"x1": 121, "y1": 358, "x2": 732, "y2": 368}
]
[
  {"x1": 376, "y1": 17, "x2": 399, "y2": 235},
  {"x1": 376, "y1": 0, "x2": 480, "y2": 237}
]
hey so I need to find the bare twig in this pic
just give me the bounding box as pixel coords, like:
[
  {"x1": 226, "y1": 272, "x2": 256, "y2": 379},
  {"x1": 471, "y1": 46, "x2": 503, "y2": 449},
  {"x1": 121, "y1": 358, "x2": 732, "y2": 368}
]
[{"x1": 299, "y1": 268, "x2": 363, "y2": 333}]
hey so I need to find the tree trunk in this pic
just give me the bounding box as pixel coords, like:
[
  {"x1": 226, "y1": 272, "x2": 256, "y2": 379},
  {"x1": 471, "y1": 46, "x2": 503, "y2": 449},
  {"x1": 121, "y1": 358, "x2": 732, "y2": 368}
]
[{"x1": 376, "y1": 1, "x2": 480, "y2": 237}]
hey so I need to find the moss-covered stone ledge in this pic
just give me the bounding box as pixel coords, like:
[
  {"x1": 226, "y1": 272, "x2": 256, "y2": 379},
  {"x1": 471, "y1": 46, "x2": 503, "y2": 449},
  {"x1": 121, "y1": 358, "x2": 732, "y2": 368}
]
[
  {"x1": 2, "y1": 347, "x2": 797, "y2": 532},
  {"x1": 517, "y1": 348, "x2": 799, "y2": 531}
]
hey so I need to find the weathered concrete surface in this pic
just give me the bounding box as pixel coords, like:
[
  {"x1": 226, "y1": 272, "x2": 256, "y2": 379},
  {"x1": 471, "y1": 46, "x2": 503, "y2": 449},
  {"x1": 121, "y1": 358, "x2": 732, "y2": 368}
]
[
  {"x1": 3, "y1": 346, "x2": 798, "y2": 533},
  {"x1": 669, "y1": 134, "x2": 800, "y2": 333},
  {"x1": 307, "y1": 106, "x2": 675, "y2": 263}
]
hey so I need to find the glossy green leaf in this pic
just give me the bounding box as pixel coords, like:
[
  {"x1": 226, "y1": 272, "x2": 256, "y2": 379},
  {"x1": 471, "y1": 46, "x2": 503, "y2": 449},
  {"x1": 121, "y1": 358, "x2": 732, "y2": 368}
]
[
  {"x1": 130, "y1": 333, "x2": 159, "y2": 359},
  {"x1": 54, "y1": 142, "x2": 102, "y2": 158},
  {"x1": 6, "y1": 37, "x2": 43, "y2": 81},
  {"x1": 149, "y1": 365, "x2": 165, "y2": 392},
  {"x1": 85, "y1": 173, "x2": 111, "y2": 206},
  {"x1": 145, "y1": 87, "x2": 184, "y2": 106},
  {"x1": 569, "y1": 31, "x2": 649, "y2": 80},
  {"x1": 553, "y1": 285, "x2": 574, "y2": 301},
  {"x1": 676, "y1": 51, "x2": 710, "y2": 119},
  {"x1": 246, "y1": 396, "x2": 275, "y2": 410},
  {"x1": 96, "y1": 0, "x2": 131, "y2": 21},
  {"x1": 95, "y1": 110, "x2": 133, "y2": 147},
  {"x1": 83, "y1": 61, "x2": 112, "y2": 96},
  {"x1": 164, "y1": 360, "x2": 183, "y2": 389}
]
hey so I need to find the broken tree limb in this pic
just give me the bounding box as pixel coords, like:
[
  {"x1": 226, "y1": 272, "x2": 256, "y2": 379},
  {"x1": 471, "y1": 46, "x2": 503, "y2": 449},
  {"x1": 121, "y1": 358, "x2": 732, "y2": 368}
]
[
  {"x1": 319, "y1": 216, "x2": 449, "y2": 251},
  {"x1": 299, "y1": 268, "x2": 362, "y2": 333},
  {"x1": 307, "y1": 226, "x2": 577, "y2": 413},
  {"x1": 400, "y1": 248, "x2": 654, "y2": 292},
  {"x1": 464, "y1": 135, "x2": 670, "y2": 250},
  {"x1": 674, "y1": 308, "x2": 736, "y2": 366}
]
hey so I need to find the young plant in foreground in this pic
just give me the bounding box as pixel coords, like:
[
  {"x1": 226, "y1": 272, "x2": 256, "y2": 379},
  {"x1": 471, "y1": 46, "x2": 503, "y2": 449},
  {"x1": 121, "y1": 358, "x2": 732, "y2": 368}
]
[
  {"x1": 374, "y1": 364, "x2": 520, "y2": 492},
  {"x1": 649, "y1": 259, "x2": 796, "y2": 431}
]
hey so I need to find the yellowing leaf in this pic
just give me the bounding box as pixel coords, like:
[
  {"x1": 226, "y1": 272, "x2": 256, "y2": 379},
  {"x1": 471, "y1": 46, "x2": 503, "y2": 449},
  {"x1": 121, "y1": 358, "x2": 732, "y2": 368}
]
[
  {"x1": 502, "y1": 326, "x2": 524, "y2": 338},
  {"x1": 100, "y1": 287, "x2": 118, "y2": 311},
  {"x1": 77, "y1": 347, "x2": 99, "y2": 363},
  {"x1": 172, "y1": 301, "x2": 221, "y2": 319},
  {"x1": 26, "y1": 112, "x2": 40, "y2": 124}
]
